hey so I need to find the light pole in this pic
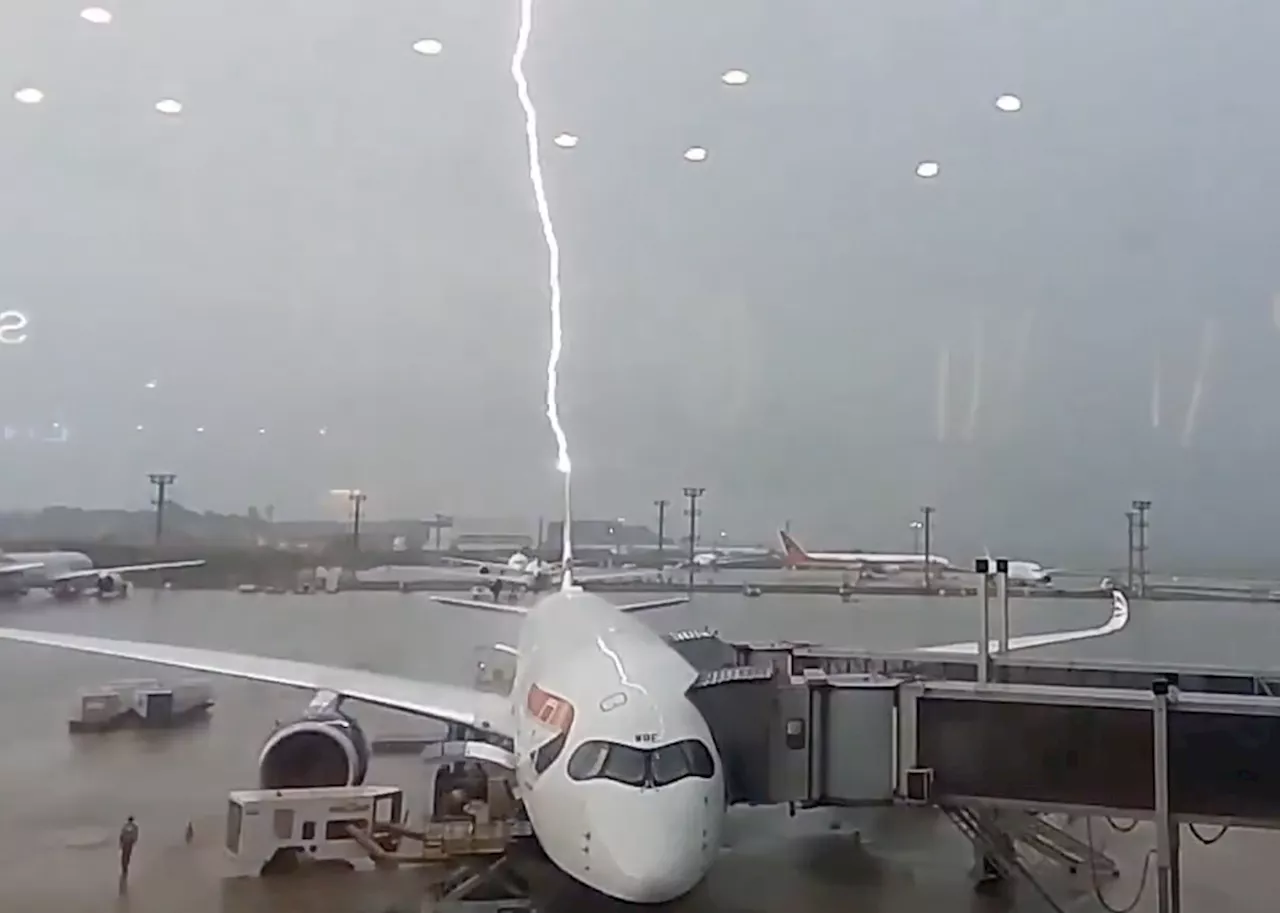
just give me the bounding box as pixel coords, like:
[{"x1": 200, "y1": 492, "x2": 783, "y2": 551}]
[
  {"x1": 349, "y1": 490, "x2": 368, "y2": 551},
  {"x1": 1125, "y1": 510, "x2": 1137, "y2": 593},
  {"x1": 683, "y1": 487, "x2": 705, "y2": 593},
  {"x1": 910, "y1": 520, "x2": 923, "y2": 554},
  {"x1": 1132, "y1": 499, "x2": 1152, "y2": 596},
  {"x1": 148, "y1": 473, "x2": 176, "y2": 545},
  {"x1": 653, "y1": 499, "x2": 669, "y2": 561}
]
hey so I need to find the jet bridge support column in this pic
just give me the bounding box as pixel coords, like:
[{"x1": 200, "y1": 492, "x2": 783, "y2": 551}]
[
  {"x1": 974, "y1": 559, "x2": 993, "y2": 684},
  {"x1": 996, "y1": 559, "x2": 1010, "y2": 658},
  {"x1": 1153, "y1": 677, "x2": 1180, "y2": 913}
]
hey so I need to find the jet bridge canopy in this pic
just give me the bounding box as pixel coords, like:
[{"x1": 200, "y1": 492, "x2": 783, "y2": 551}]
[{"x1": 681, "y1": 641, "x2": 900, "y2": 809}]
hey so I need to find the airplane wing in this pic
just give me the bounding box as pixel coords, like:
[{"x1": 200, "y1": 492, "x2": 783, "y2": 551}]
[
  {"x1": 0, "y1": 626, "x2": 514, "y2": 739},
  {"x1": 439, "y1": 557, "x2": 528, "y2": 577},
  {"x1": 412, "y1": 565, "x2": 512, "y2": 582},
  {"x1": 431, "y1": 596, "x2": 529, "y2": 615},
  {"x1": 917, "y1": 589, "x2": 1130, "y2": 655},
  {"x1": 711, "y1": 556, "x2": 762, "y2": 567},
  {"x1": 51, "y1": 559, "x2": 207, "y2": 582},
  {"x1": 431, "y1": 594, "x2": 687, "y2": 615},
  {"x1": 0, "y1": 562, "x2": 44, "y2": 575},
  {"x1": 618, "y1": 596, "x2": 688, "y2": 613},
  {"x1": 576, "y1": 569, "x2": 660, "y2": 585}
]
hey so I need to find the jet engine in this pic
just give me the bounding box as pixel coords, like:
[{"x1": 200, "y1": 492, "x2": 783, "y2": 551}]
[
  {"x1": 95, "y1": 572, "x2": 130, "y2": 599},
  {"x1": 258, "y1": 709, "x2": 369, "y2": 789}
]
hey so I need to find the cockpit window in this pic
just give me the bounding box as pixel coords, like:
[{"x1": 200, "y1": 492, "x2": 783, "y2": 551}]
[
  {"x1": 603, "y1": 744, "x2": 648, "y2": 786},
  {"x1": 566, "y1": 740, "x2": 609, "y2": 779},
  {"x1": 650, "y1": 743, "x2": 688, "y2": 787},
  {"x1": 652, "y1": 739, "x2": 715, "y2": 785},
  {"x1": 532, "y1": 730, "x2": 568, "y2": 775},
  {"x1": 567, "y1": 739, "x2": 716, "y2": 788}
]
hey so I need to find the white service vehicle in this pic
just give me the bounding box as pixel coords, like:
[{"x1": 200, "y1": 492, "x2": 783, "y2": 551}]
[{"x1": 224, "y1": 785, "x2": 404, "y2": 876}]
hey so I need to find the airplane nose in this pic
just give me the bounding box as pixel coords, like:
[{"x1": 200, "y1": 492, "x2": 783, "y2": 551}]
[{"x1": 590, "y1": 798, "x2": 705, "y2": 903}]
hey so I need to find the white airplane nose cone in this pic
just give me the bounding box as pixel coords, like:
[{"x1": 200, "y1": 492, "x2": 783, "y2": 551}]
[{"x1": 591, "y1": 802, "x2": 704, "y2": 902}]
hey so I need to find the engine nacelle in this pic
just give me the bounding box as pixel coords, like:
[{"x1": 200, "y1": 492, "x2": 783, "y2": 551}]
[
  {"x1": 258, "y1": 710, "x2": 369, "y2": 790},
  {"x1": 95, "y1": 572, "x2": 129, "y2": 598}
]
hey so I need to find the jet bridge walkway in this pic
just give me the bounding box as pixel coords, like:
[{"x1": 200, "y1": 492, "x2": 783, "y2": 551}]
[
  {"x1": 668, "y1": 614, "x2": 1280, "y2": 913},
  {"x1": 739, "y1": 641, "x2": 1280, "y2": 697},
  {"x1": 659, "y1": 628, "x2": 1280, "y2": 824},
  {"x1": 677, "y1": 626, "x2": 1280, "y2": 827}
]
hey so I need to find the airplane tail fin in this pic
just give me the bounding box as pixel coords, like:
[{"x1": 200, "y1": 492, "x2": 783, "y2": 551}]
[{"x1": 778, "y1": 530, "x2": 809, "y2": 567}]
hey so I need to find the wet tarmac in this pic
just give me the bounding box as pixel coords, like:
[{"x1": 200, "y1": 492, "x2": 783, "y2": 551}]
[{"x1": 0, "y1": 587, "x2": 1278, "y2": 910}]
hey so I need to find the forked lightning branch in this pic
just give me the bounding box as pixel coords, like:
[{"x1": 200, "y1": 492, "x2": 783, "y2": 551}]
[{"x1": 0, "y1": 310, "x2": 28, "y2": 345}]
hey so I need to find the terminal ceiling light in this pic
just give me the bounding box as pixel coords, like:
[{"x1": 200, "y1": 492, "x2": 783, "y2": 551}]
[
  {"x1": 915, "y1": 160, "x2": 940, "y2": 179},
  {"x1": 412, "y1": 38, "x2": 443, "y2": 56},
  {"x1": 144, "y1": 379, "x2": 157, "y2": 389},
  {"x1": 80, "y1": 7, "x2": 113, "y2": 24},
  {"x1": 721, "y1": 69, "x2": 750, "y2": 86},
  {"x1": 257, "y1": 427, "x2": 267, "y2": 434},
  {"x1": 135, "y1": 424, "x2": 144, "y2": 431},
  {"x1": 195, "y1": 426, "x2": 205, "y2": 433},
  {"x1": 154, "y1": 98, "x2": 183, "y2": 115},
  {"x1": 995, "y1": 94, "x2": 1022, "y2": 113},
  {"x1": 553, "y1": 133, "x2": 579, "y2": 148},
  {"x1": 14, "y1": 88, "x2": 44, "y2": 105},
  {"x1": 318, "y1": 427, "x2": 328, "y2": 435},
  {"x1": 683, "y1": 146, "x2": 708, "y2": 163}
]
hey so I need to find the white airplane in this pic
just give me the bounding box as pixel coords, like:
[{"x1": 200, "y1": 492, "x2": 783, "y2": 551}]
[
  {"x1": 0, "y1": 550, "x2": 206, "y2": 600},
  {"x1": 668, "y1": 549, "x2": 761, "y2": 572},
  {"x1": 0, "y1": 570, "x2": 1131, "y2": 903},
  {"x1": 0, "y1": 574, "x2": 710, "y2": 902},
  {"x1": 998, "y1": 559, "x2": 1059, "y2": 586},
  {"x1": 778, "y1": 530, "x2": 953, "y2": 574},
  {"x1": 431, "y1": 550, "x2": 655, "y2": 594}
]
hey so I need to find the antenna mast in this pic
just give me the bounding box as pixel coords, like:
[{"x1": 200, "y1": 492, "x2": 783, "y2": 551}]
[{"x1": 559, "y1": 469, "x2": 574, "y2": 589}]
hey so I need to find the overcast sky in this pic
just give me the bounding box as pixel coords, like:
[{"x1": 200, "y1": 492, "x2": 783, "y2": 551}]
[{"x1": 1, "y1": 0, "x2": 1278, "y2": 562}]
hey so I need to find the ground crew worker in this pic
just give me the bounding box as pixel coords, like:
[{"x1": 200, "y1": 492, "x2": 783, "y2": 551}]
[{"x1": 118, "y1": 816, "x2": 139, "y2": 886}]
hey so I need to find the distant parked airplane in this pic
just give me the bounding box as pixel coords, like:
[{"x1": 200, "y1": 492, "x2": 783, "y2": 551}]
[
  {"x1": 779, "y1": 530, "x2": 953, "y2": 574},
  {"x1": 0, "y1": 550, "x2": 205, "y2": 600}
]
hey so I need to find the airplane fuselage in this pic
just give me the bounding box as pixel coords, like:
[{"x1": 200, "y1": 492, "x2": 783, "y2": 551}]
[
  {"x1": 784, "y1": 551, "x2": 951, "y2": 572},
  {"x1": 778, "y1": 530, "x2": 952, "y2": 573},
  {"x1": 1003, "y1": 560, "x2": 1052, "y2": 584},
  {"x1": 507, "y1": 587, "x2": 724, "y2": 903},
  {"x1": 0, "y1": 551, "x2": 94, "y2": 594}
]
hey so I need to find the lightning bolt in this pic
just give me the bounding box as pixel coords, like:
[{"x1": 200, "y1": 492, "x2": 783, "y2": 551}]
[{"x1": 511, "y1": 0, "x2": 574, "y2": 570}]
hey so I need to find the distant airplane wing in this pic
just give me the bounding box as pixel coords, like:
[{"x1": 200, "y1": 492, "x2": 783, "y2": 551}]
[
  {"x1": 413, "y1": 565, "x2": 510, "y2": 582},
  {"x1": 917, "y1": 589, "x2": 1130, "y2": 655},
  {"x1": 575, "y1": 569, "x2": 660, "y2": 585},
  {"x1": 618, "y1": 596, "x2": 688, "y2": 613},
  {"x1": 439, "y1": 557, "x2": 528, "y2": 577},
  {"x1": 0, "y1": 627, "x2": 514, "y2": 739},
  {"x1": 712, "y1": 556, "x2": 762, "y2": 567},
  {"x1": 0, "y1": 562, "x2": 44, "y2": 575},
  {"x1": 50, "y1": 559, "x2": 206, "y2": 583},
  {"x1": 431, "y1": 595, "x2": 529, "y2": 616},
  {"x1": 430, "y1": 593, "x2": 686, "y2": 615}
]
